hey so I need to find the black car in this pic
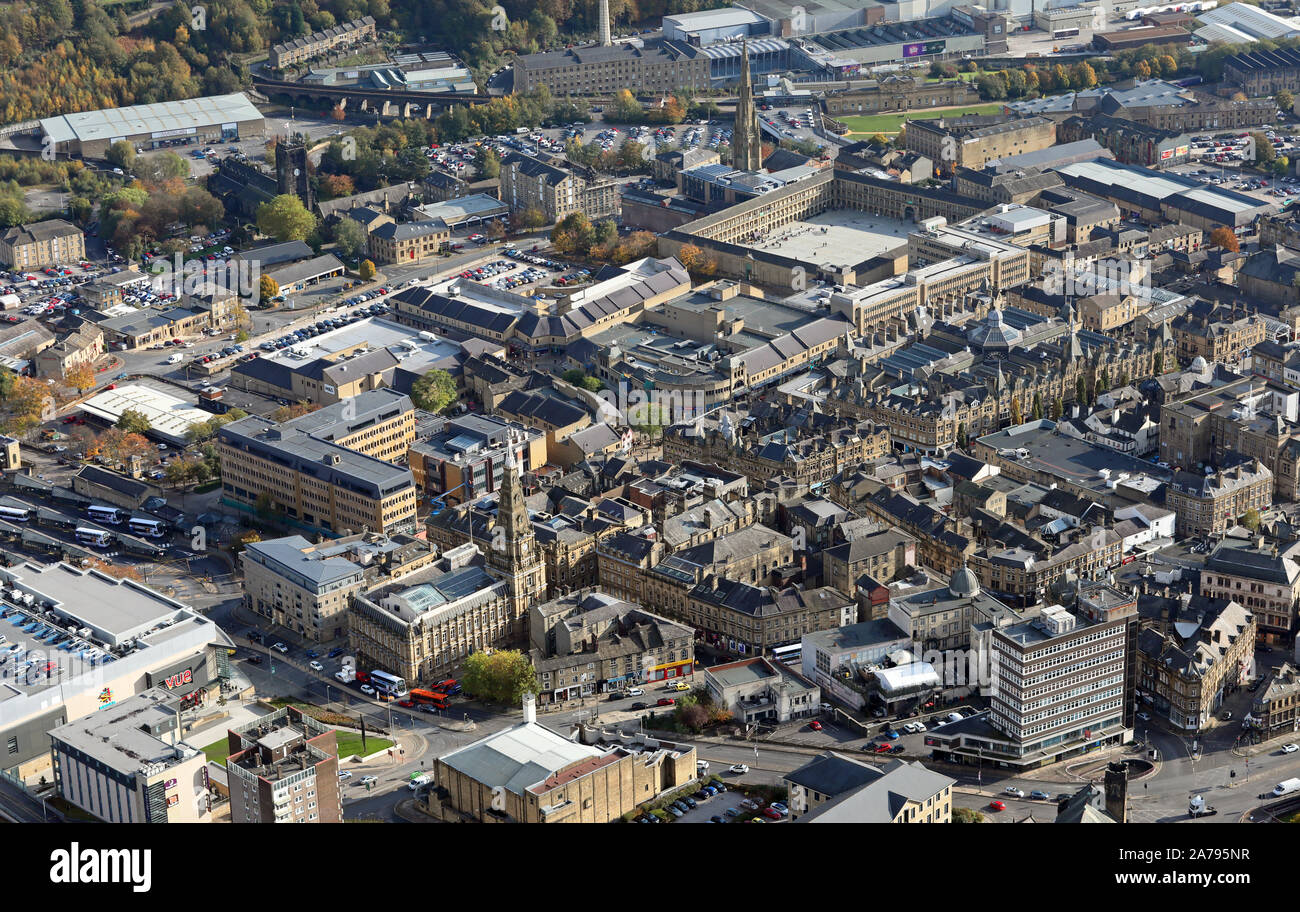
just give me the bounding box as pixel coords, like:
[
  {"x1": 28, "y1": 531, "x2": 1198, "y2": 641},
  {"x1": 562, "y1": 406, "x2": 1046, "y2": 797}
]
[
  {"x1": 710, "y1": 814, "x2": 724, "y2": 823},
  {"x1": 608, "y1": 691, "x2": 625, "y2": 701},
  {"x1": 327, "y1": 647, "x2": 344, "y2": 658},
  {"x1": 631, "y1": 701, "x2": 648, "y2": 711},
  {"x1": 1055, "y1": 793, "x2": 1073, "y2": 803},
  {"x1": 246, "y1": 631, "x2": 263, "y2": 643},
  {"x1": 889, "y1": 745, "x2": 905, "y2": 754},
  {"x1": 246, "y1": 655, "x2": 263, "y2": 665}
]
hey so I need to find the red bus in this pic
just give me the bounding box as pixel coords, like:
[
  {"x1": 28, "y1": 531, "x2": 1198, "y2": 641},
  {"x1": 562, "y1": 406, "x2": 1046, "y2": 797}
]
[{"x1": 410, "y1": 689, "x2": 451, "y2": 710}]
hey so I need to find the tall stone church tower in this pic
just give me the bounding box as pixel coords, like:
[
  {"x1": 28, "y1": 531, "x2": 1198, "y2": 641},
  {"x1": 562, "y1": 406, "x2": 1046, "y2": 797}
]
[
  {"x1": 276, "y1": 135, "x2": 315, "y2": 211},
  {"x1": 487, "y1": 434, "x2": 546, "y2": 641},
  {"x1": 733, "y1": 40, "x2": 762, "y2": 172}
]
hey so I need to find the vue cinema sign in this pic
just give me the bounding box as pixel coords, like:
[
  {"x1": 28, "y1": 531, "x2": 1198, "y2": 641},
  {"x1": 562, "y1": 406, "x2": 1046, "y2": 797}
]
[{"x1": 163, "y1": 669, "x2": 193, "y2": 689}]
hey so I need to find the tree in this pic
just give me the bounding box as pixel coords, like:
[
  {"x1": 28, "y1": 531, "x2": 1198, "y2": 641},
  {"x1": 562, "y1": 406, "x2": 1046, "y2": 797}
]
[
  {"x1": 256, "y1": 194, "x2": 317, "y2": 242},
  {"x1": 1155, "y1": 350, "x2": 1166, "y2": 375},
  {"x1": 1009, "y1": 398, "x2": 1023, "y2": 426},
  {"x1": 1278, "y1": 89, "x2": 1295, "y2": 114},
  {"x1": 678, "y1": 702, "x2": 708, "y2": 731},
  {"x1": 107, "y1": 141, "x2": 136, "y2": 172},
  {"x1": 333, "y1": 217, "x2": 368, "y2": 260},
  {"x1": 411, "y1": 368, "x2": 456, "y2": 413},
  {"x1": 100, "y1": 429, "x2": 152, "y2": 466},
  {"x1": 956, "y1": 422, "x2": 967, "y2": 448},
  {"x1": 233, "y1": 529, "x2": 262, "y2": 553},
  {"x1": 953, "y1": 807, "x2": 985, "y2": 823},
  {"x1": 1209, "y1": 226, "x2": 1239, "y2": 253},
  {"x1": 1251, "y1": 131, "x2": 1276, "y2": 165},
  {"x1": 1031, "y1": 392, "x2": 1043, "y2": 421},
  {"x1": 64, "y1": 363, "x2": 96, "y2": 394},
  {"x1": 475, "y1": 146, "x2": 501, "y2": 179},
  {"x1": 461, "y1": 649, "x2": 537, "y2": 704},
  {"x1": 1076, "y1": 374, "x2": 1090, "y2": 407},
  {"x1": 260, "y1": 274, "x2": 280, "y2": 303},
  {"x1": 0, "y1": 375, "x2": 48, "y2": 435},
  {"x1": 272, "y1": 401, "x2": 320, "y2": 422},
  {"x1": 1051, "y1": 396, "x2": 1063, "y2": 421},
  {"x1": 358, "y1": 259, "x2": 376, "y2": 281},
  {"x1": 117, "y1": 409, "x2": 151, "y2": 435},
  {"x1": 1240, "y1": 508, "x2": 1261, "y2": 531},
  {"x1": 516, "y1": 207, "x2": 547, "y2": 231}
]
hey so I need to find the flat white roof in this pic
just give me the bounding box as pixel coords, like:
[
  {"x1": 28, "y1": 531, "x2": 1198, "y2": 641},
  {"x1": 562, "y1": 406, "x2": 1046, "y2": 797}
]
[
  {"x1": 41, "y1": 93, "x2": 263, "y2": 145},
  {"x1": 264, "y1": 316, "x2": 461, "y2": 369},
  {"x1": 79, "y1": 384, "x2": 211, "y2": 441}
]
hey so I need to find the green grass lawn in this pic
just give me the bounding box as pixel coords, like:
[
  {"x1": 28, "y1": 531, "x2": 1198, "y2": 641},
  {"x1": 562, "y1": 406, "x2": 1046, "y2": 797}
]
[
  {"x1": 203, "y1": 730, "x2": 394, "y2": 765},
  {"x1": 202, "y1": 737, "x2": 232, "y2": 767},
  {"x1": 841, "y1": 102, "x2": 1007, "y2": 136},
  {"x1": 335, "y1": 731, "x2": 394, "y2": 759}
]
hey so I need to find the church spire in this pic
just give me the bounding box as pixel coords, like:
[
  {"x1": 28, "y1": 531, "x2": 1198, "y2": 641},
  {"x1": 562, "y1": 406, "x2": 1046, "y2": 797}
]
[{"x1": 733, "y1": 39, "x2": 762, "y2": 172}]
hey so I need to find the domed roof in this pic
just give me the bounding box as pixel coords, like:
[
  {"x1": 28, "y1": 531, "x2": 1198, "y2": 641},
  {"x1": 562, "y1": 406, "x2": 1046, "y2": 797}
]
[
  {"x1": 949, "y1": 563, "x2": 980, "y2": 598},
  {"x1": 1190, "y1": 355, "x2": 1208, "y2": 374},
  {"x1": 966, "y1": 308, "x2": 1024, "y2": 352}
]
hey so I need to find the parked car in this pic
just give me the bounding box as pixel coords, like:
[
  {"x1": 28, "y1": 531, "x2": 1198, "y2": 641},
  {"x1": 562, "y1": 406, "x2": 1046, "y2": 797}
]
[
  {"x1": 308, "y1": 660, "x2": 323, "y2": 672},
  {"x1": 761, "y1": 807, "x2": 783, "y2": 820},
  {"x1": 630, "y1": 702, "x2": 648, "y2": 711},
  {"x1": 359, "y1": 776, "x2": 378, "y2": 786},
  {"x1": 1004, "y1": 787, "x2": 1026, "y2": 798},
  {"x1": 338, "y1": 770, "x2": 353, "y2": 780},
  {"x1": 724, "y1": 807, "x2": 741, "y2": 818},
  {"x1": 809, "y1": 720, "x2": 823, "y2": 731},
  {"x1": 665, "y1": 805, "x2": 683, "y2": 818},
  {"x1": 626, "y1": 687, "x2": 644, "y2": 696},
  {"x1": 271, "y1": 642, "x2": 289, "y2": 653},
  {"x1": 1030, "y1": 790, "x2": 1051, "y2": 801},
  {"x1": 657, "y1": 697, "x2": 675, "y2": 706}
]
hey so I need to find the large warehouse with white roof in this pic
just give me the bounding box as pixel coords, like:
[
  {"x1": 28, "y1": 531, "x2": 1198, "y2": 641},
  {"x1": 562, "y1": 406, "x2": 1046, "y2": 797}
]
[
  {"x1": 1053, "y1": 158, "x2": 1276, "y2": 230},
  {"x1": 39, "y1": 92, "x2": 265, "y2": 159}
]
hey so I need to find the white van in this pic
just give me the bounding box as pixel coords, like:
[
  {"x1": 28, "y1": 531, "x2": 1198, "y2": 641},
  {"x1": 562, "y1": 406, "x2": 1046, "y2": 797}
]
[
  {"x1": 408, "y1": 775, "x2": 431, "y2": 791},
  {"x1": 166, "y1": 353, "x2": 183, "y2": 364}
]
